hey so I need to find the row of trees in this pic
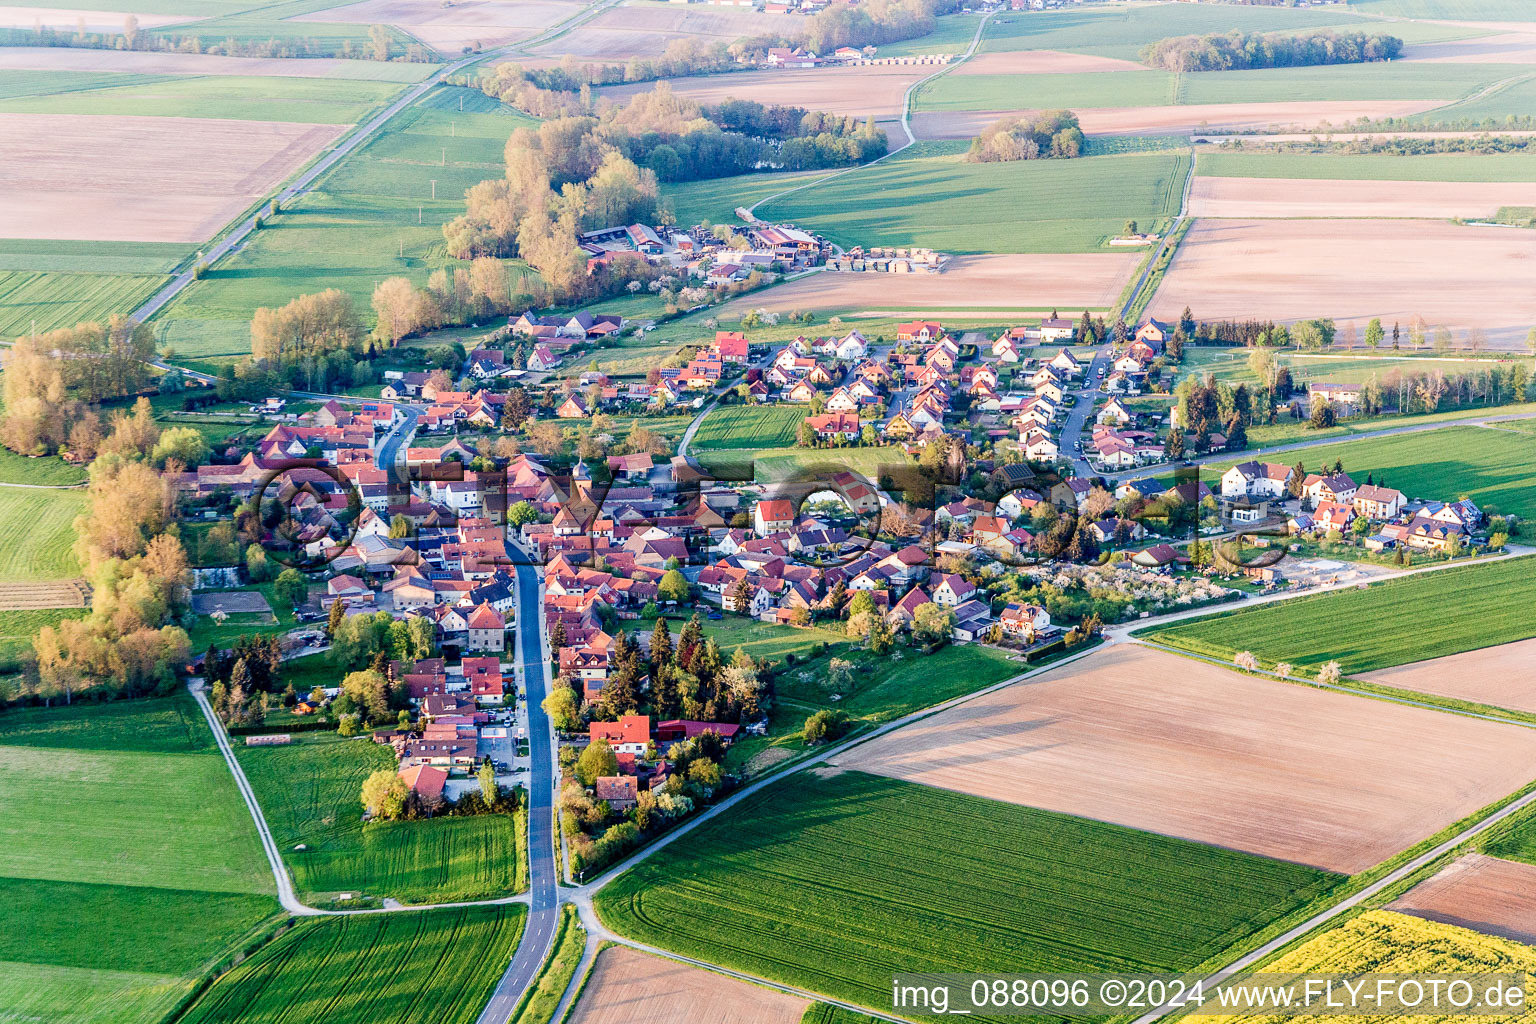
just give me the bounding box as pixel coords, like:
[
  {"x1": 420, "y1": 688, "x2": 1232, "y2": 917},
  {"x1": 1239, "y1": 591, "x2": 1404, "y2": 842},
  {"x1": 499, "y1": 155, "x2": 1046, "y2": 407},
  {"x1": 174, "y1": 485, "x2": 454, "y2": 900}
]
[
  {"x1": 1139, "y1": 29, "x2": 1403, "y2": 72},
  {"x1": 967, "y1": 111, "x2": 1085, "y2": 163},
  {"x1": 5, "y1": 20, "x2": 432, "y2": 61}
]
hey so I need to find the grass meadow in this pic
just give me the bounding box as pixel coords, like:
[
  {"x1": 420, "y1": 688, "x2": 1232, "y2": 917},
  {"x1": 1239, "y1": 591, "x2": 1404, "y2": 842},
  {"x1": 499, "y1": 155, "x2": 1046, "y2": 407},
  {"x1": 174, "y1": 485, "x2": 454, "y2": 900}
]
[
  {"x1": 161, "y1": 86, "x2": 538, "y2": 358},
  {"x1": 596, "y1": 771, "x2": 1341, "y2": 1021},
  {"x1": 695, "y1": 444, "x2": 910, "y2": 484},
  {"x1": 662, "y1": 170, "x2": 827, "y2": 227},
  {"x1": 0, "y1": 488, "x2": 88, "y2": 581},
  {"x1": 0, "y1": 695, "x2": 278, "y2": 1024},
  {"x1": 1196, "y1": 152, "x2": 1536, "y2": 182},
  {"x1": 0, "y1": 610, "x2": 86, "y2": 673},
  {"x1": 0, "y1": 238, "x2": 192, "y2": 276},
  {"x1": 238, "y1": 731, "x2": 526, "y2": 903},
  {"x1": 689, "y1": 404, "x2": 806, "y2": 450},
  {"x1": 977, "y1": 4, "x2": 1483, "y2": 58},
  {"x1": 0, "y1": 72, "x2": 406, "y2": 122},
  {"x1": 0, "y1": 69, "x2": 176, "y2": 100},
  {"x1": 1348, "y1": 0, "x2": 1536, "y2": 19},
  {"x1": 755, "y1": 144, "x2": 1187, "y2": 254},
  {"x1": 1421, "y1": 76, "x2": 1536, "y2": 126},
  {"x1": 1143, "y1": 555, "x2": 1536, "y2": 674},
  {"x1": 176, "y1": 905, "x2": 527, "y2": 1024},
  {"x1": 0, "y1": 269, "x2": 169, "y2": 338}
]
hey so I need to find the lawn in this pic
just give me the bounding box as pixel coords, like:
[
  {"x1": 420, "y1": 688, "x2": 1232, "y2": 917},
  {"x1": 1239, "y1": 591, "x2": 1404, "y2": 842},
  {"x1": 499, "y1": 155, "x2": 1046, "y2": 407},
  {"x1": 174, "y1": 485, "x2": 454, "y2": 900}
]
[
  {"x1": 690, "y1": 404, "x2": 807, "y2": 451},
  {"x1": 0, "y1": 73, "x2": 406, "y2": 123},
  {"x1": 175, "y1": 905, "x2": 527, "y2": 1024},
  {"x1": 0, "y1": 695, "x2": 279, "y2": 1024},
  {"x1": 695, "y1": 444, "x2": 911, "y2": 484},
  {"x1": 0, "y1": 269, "x2": 168, "y2": 337},
  {"x1": 0, "y1": 488, "x2": 87, "y2": 581},
  {"x1": 1142, "y1": 554, "x2": 1536, "y2": 674},
  {"x1": 237, "y1": 731, "x2": 525, "y2": 903},
  {"x1": 0, "y1": 447, "x2": 87, "y2": 485},
  {"x1": 1196, "y1": 152, "x2": 1536, "y2": 183},
  {"x1": 160, "y1": 86, "x2": 538, "y2": 358},
  {"x1": 755, "y1": 143, "x2": 1188, "y2": 255},
  {"x1": 596, "y1": 771, "x2": 1342, "y2": 1021},
  {"x1": 510, "y1": 905, "x2": 585, "y2": 1024},
  {"x1": 1207, "y1": 425, "x2": 1536, "y2": 521}
]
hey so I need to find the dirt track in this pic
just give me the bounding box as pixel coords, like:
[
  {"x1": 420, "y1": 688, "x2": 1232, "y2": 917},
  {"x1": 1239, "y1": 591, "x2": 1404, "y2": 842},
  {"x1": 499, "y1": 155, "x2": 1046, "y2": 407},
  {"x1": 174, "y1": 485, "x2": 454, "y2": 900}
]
[
  {"x1": 597, "y1": 64, "x2": 931, "y2": 119},
  {"x1": 912, "y1": 100, "x2": 1448, "y2": 139},
  {"x1": 833, "y1": 645, "x2": 1536, "y2": 873},
  {"x1": 1362, "y1": 638, "x2": 1536, "y2": 715},
  {"x1": 0, "y1": 113, "x2": 345, "y2": 242},
  {"x1": 1188, "y1": 176, "x2": 1536, "y2": 220},
  {"x1": 568, "y1": 946, "x2": 808, "y2": 1024},
  {"x1": 715, "y1": 254, "x2": 1140, "y2": 316},
  {"x1": 1152, "y1": 218, "x2": 1536, "y2": 346},
  {"x1": 1389, "y1": 854, "x2": 1536, "y2": 944}
]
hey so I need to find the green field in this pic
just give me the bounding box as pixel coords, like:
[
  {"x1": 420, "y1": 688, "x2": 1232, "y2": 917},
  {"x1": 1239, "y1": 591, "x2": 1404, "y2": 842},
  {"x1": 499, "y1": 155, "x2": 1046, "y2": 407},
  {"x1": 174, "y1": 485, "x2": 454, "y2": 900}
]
[
  {"x1": 877, "y1": 13, "x2": 986, "y2": 57},
  {"x1": 756, "y1": 144, "x2": 1187, "y2": 254},
  {"x1": 662, "y1": 170, "x2": 826, "y2": 227},
  {"x1": 695, "y1": 444, "x2": 911, "y2": 484},
  {"x1": 979, "y1": 5, "x2": 1392, "y2": 58},
  {"x1": 238, "y1": 731, "x2": 525, "y2": 903},
  {"x1": 1179, "y1": 62, "x2": 1518, "y2": 106},
  {"x1": 0, "y1": 269, "x2": 168, "y2": 338},
  {"x1": 1196, "y1": 152, "x2": 1536, "y2": 182},
  {"x1": 1144, "y1": 555, "x2": 1536, "y2": 674},
  {"x1": 1207, "y1": 425, "x2": 1536, "y2": 521},
  {"x1": 0, "y1": 238, "x2": 192, "y2": 276},
  {"x1": 916, "y1": 68, "x2": 1177, "y2": 112},
  {"x1": 0, "y1": 695, "x2": 278, "y2": 1024},
  {"x1": 596, "y1": 771, "x2": 1341, "y2": 1021},
  {"x1": 690, "y1": 404, "x2": 807, "y2": 450},
  {"x1": 1177, "y1": 348, "x2": 1527, "y2": 389},
  {"x1": 511, "y1": 905, "x2": 585, "y2": 1024},
  {"x1": 0, "y1": 72, "x2": 405, "y2": 122},
  {"x1": 176, "y1": 905, "x2": 526, "y2": 1024},
  {"x1": 161, "y1": 86, "x2": 538, "y2": 357},
  {"x1": 0, "y1": 488, "x2": 87, "y2": 581},
  {"x1": 0, "y1": 69, "x2": 176, "y2": 100},
  {"x1": 1348, "y1": 0, "x2": 1536, "y2": 20},
  {"x1": 0, "y1": 447, "x2": 88, "y2": 485},
  {"x1": 0, "y1": 609, "x2": 87, "y2": 671},
  {"x1": 1419, "y1": 75, "x2": 1536, "y2": 125}
]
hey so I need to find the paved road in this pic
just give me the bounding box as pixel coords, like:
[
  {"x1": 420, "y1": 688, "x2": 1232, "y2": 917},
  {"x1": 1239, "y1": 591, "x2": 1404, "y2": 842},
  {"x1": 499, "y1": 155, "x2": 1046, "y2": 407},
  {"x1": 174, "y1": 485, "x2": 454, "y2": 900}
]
[
  {"x1": 375, "y1": 407, "x2": 421, "y2": 475},
  {"x1": 476, "y1": 561, "x2": 560, "y2": 1024},
  {"x1": 1056, "y1": 345, "x2": 1116, "y2": 477}
]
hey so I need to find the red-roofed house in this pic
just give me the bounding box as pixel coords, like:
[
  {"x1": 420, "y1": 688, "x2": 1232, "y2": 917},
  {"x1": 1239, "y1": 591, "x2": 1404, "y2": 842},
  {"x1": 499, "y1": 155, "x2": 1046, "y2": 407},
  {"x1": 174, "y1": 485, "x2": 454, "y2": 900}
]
[
  {"x1": 466, "y1": 602, "x2": 505, "y2": 652},
  {"x1": 397, "y1": 764, "x2": 447, "y2": 802},
  {"x1": 754, "y1": 499, "x2": 796, "y2": 536},
  {"x1": 589, "y1": 714, "x2": 650, "y2": 755}
]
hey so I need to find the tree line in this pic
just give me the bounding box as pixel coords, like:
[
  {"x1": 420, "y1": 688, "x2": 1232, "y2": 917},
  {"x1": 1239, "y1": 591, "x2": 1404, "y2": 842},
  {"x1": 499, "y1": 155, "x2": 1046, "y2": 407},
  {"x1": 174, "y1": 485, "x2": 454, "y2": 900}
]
[
  {"x1": 2, "y1": 318, "x2": 154, "y2": 455},
  {"x1": 5, "y1": 19, "x2": 434, "y2": 61},
  {"x1": 967, "y1": 110, "x2": 1084, "y2": 163},
  {"x1": 1139, "y1": 29, "x2": 1403, "y2": 72}
]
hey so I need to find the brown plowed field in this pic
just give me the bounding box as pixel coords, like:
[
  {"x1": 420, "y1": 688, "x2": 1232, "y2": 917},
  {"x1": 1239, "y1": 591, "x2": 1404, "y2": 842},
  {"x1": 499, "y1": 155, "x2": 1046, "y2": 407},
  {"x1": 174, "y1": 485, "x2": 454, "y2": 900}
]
[
  {"x1": 1389, "y1": 854, "x2": 1536, "y2": 944},
  {"x1": 0, "y1": 6, "x2": 197, "y2": 30},
  {"x1": 1401, "y1": 33, "x2": 1536, "y2": 64},
  {"x1": 832, "y1": 645, "x2": 1536, "y2": 873},
  {"x1": 1188, "y1": 176, "x2": 1536, "y2": 220},
  {"x1": 597, "y1": 64, "x2": 931, "y2": 119},
  {"x1": 293, "y1": 0, "x2": 583, "y2": 53},
  {"x1": 0, "y1": 113, "x2": 345, "y2": 242},
  {"x1": 1152, "y1": 219, "x2": 1536, "y2": 346},
  {"x1": 568, "y1": 946, "x2": 808, "y2": 1024},
  {"x1": 1362, "y1": 638, "x2": 1536, "y2": 715},
  {"x1": 531, "y1": 4, "x2": 790, "y2": 59},
  {"x1": 912, "y1": 100, "x2": 1447, "y2": 139},
  {"x1": 715, "y1": 254, "x2": 1139, "y2": 316}
]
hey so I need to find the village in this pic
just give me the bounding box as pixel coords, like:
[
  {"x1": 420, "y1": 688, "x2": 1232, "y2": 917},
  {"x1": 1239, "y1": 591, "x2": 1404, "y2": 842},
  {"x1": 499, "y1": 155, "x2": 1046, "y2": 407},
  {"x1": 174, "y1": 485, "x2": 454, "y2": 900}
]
[{"x1": 161, "y1": 295, "x2": 1512, "y2": 875}]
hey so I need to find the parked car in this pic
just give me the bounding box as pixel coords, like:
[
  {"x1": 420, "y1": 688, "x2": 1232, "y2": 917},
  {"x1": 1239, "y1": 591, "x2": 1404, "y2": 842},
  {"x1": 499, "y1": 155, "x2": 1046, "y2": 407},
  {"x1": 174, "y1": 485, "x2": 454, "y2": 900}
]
[{"x1": 706, "y1": 610, "x2": 723, "y2": 620}]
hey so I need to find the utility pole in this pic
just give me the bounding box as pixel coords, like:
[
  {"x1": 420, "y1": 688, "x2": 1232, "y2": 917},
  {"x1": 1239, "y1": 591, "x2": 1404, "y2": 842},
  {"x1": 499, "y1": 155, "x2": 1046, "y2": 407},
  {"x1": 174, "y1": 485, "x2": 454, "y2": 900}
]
[
  {"x1": 429, "y1": 179, "x2": 437, "y2": 200},
  {"x1": 441, "y1": 147, "x2": 446, "y2": 166},
  {"x1": 418, "y1": 206, "x2": 422, "y2": 224}
]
